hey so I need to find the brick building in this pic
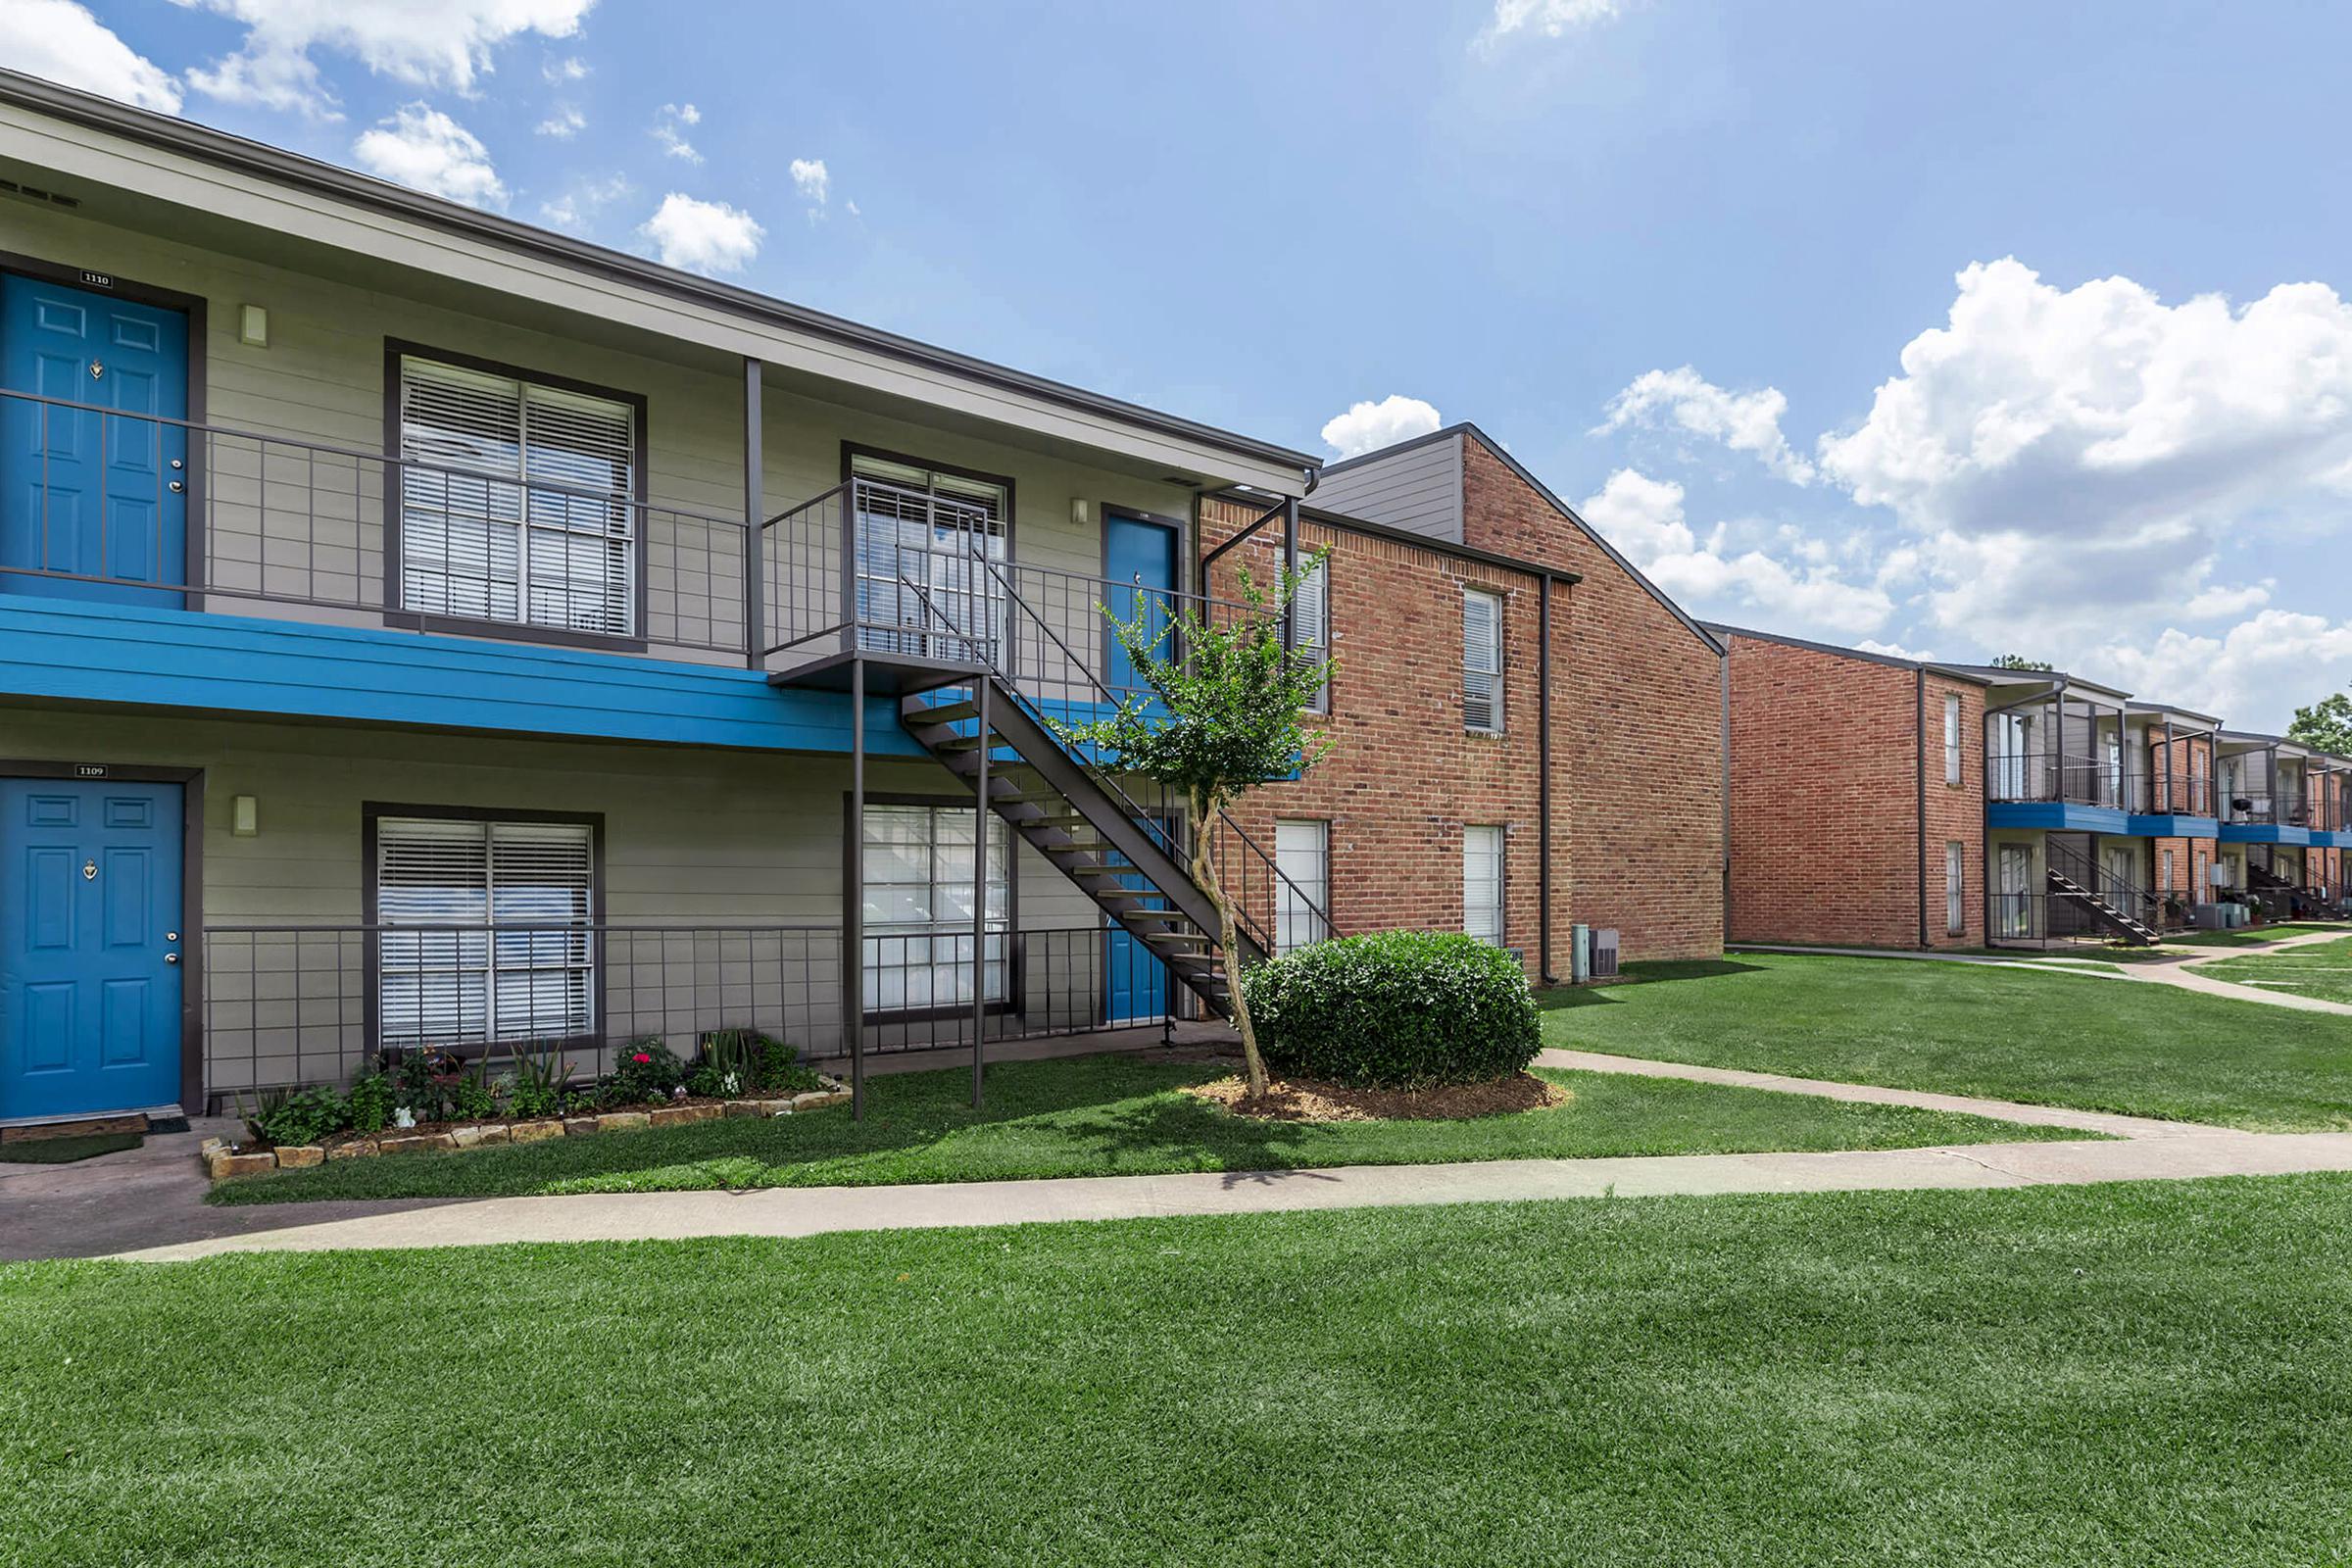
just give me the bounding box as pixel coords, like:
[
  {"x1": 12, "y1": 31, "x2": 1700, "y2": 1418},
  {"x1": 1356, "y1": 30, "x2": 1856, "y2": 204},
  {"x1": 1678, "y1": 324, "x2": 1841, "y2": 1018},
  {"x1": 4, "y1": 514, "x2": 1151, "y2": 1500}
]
[{"x1": 1200, "y1": 424, "x2": 1727, "y2": 973}]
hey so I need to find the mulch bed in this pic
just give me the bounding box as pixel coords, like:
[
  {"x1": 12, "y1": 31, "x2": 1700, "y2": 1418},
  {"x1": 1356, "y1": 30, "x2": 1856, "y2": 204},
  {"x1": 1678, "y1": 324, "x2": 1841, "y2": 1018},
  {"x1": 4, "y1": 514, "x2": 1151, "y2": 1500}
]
[{"x1": 1183, "y1": 1071, "x2": 1572, "y2": 1123}]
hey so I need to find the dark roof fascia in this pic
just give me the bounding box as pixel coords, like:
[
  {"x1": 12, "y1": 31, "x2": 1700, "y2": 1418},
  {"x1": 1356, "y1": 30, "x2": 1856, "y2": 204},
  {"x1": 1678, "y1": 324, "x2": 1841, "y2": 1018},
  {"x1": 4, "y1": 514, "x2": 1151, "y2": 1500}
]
[
  {"x1": 0, "y1": 69, "x2": 1319, "y2": 476},
  {"x1": 1210, "y1": 490, "x2": 1582, "y2": 584},
  {"x1": 1702, "y1": 621, "x2": 1995, "y2": 685}
]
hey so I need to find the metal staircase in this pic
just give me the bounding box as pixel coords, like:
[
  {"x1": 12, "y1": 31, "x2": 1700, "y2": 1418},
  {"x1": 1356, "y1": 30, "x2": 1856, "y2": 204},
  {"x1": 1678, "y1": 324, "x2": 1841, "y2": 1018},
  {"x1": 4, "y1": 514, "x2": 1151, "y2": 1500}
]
[
  {"x1": 2043, "y1": 839, "x2": 2160, "y2": 946},
  {"x1": 902, "y1": 680, "x2": 1253, "y2": 1017}
]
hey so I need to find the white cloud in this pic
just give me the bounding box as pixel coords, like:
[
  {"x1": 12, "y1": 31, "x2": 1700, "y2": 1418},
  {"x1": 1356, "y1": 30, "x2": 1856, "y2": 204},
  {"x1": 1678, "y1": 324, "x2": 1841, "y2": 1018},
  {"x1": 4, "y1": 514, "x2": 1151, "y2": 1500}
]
[
  {"x1": 1321, "y1": 395, "x2": 1444, "y2": 460},
  {"x1": 639, "y1": 192, "x2": 762, "y2": 274},
  {"x1": 1578, "y1": 468, "x2": 1890, "y2": 635},
  {"x1": 653, "y1": 102, "x2": 702, "y2": 163},
  {"x1": 535, "y1": 104, "x2": 583, "y2": 138},
  {"x1": 351, "y1": 103, "x2": 506, "y2": 208},
  {"x1": 542, "y1": 54, "x2": 586, "y2": 82},
  {"x1": 1856, "y1": 639, "x2": 1936, "y2": 661},
  {"x1": 1803, "y1": 258, "x2": 2352, "y2": 680},
  {"x1": 174, "y1": 0, "x2": 594, "y2": 118},
  {"x1": 2096, "y1": 611, "x2": 2352, "y2": 730},
  {"x1": 1477, "y1": 0, "x2": 1627, "y2": 48},
  {"x1": 790, "y1": 157, "x2": 830, "y2": 217},
  {"x1": 1597, "y1": 366, "x2": 1817, "y2": 484},
  {"x1": 7, "y1": 0, "x2": 183, "y2": 112},
  {"x1": 538, "y1": 172, "x2": 627, "y2": 229}
]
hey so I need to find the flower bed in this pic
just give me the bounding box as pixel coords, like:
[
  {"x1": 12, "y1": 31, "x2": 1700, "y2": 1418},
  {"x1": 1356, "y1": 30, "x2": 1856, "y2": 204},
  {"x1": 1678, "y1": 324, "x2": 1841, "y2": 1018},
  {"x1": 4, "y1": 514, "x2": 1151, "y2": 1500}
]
[{"x1": 206, "y1": 1029, "x2": 843, "y2": 1181}]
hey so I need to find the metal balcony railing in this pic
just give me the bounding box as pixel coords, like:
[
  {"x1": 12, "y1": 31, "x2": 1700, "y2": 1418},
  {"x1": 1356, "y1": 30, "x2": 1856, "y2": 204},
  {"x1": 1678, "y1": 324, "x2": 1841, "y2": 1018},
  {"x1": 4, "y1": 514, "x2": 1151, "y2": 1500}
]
[
  {"x1": 0, "y1": 385, "x2": 754, "y2": 657},
  {"x1": 200, "y1": 920, "x2": 1184, "y2": 1105},
  {"x1": 1985, "y1": 752, "x2": 2127, "y2": 808}
]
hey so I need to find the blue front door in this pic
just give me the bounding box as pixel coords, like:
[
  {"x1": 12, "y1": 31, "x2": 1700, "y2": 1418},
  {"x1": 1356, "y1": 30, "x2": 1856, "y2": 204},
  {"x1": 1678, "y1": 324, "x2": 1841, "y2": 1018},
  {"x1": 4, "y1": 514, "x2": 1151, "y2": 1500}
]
[
  {"x1": 0, "y1": 780, "x2": 185, "y2": 1119},
  {"x1": 1104, "y1": 813, "x2": 1174, "y2": 1026},
  {"x1": 1102, "y1": 513, "x2": 1177, "y2": 703},
  {"x1": 0, "y1": 273, "x2": 189, "y2": 606}
]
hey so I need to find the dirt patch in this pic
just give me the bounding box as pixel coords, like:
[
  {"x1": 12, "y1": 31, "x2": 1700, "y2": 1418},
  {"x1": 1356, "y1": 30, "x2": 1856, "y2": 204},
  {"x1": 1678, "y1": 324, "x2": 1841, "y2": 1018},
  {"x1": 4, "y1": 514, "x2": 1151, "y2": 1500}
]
[{"x1": 1182, "y1": 1071, "x2": 1572, "y2": 1123}]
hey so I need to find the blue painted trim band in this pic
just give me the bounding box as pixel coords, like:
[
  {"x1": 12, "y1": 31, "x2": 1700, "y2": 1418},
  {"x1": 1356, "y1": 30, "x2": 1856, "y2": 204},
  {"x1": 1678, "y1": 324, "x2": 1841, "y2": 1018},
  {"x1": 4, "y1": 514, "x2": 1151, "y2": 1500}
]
[
  {"x1": 0, "y1": 595, "x2": 924, "y2": 756},
  {"x1": 2126, "y1": 814, "x2": 2220, "y2": 840},
  {"x1": 1986, "y1": 802, "x2": 2131, "y2": 834},
  {"x1": 2217, "y1": 822, "x2": 2312, "y2": 846}
]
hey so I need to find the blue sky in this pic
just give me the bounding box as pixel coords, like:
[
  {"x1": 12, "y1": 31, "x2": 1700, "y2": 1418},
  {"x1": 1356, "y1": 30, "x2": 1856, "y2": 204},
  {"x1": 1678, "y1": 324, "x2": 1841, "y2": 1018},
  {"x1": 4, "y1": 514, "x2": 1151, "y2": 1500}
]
[{"x1": 20, "y1": 0, "x2": 2352, "y2": 728}]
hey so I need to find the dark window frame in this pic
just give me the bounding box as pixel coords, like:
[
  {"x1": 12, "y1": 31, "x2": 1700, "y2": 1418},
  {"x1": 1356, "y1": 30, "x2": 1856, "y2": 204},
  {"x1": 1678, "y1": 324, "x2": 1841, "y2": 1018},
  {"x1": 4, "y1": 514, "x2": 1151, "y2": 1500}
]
[
  {"x1": 360, "y1": 801, "x2": 609, "y2": 1057},
  {"x1": 380, "y1": 338, "x2": 653, "y2": 653}
]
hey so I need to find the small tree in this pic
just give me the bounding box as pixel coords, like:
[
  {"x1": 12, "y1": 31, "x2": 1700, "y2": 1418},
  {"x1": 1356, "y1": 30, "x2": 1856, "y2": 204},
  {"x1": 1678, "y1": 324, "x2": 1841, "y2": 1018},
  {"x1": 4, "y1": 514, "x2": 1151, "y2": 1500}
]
[
  {"x1": 2287, "y1": 691, "x2": 2352, "y2": 756},
  {"x1": 1988, "y1": 653, "x2": 2056, "y2": 671},
  {"x1": 1054, "y1": 554, "x2": 1335, "y2": 1096}
]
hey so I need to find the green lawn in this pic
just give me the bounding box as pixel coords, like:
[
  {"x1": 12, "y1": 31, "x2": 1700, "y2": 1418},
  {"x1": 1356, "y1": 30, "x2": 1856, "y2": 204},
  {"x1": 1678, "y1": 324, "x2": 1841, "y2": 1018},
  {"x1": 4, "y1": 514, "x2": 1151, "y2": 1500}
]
[
  {"x1": 1557, "y1": 953, "x2": 2352, "y2": 1130},
  {"x1": 208, "y1": 1051, "x2": 2081, "y2": 1205},
  {"x1": 11, "y1": 1174, "x2": 2352, "y2": 1565},
  {"x1": 2163, "y1": 920, "x2": 2347, "y2": 949},
  {"x1": 2202, "y1": 934, "x2": 2352, "y2": 1005}
]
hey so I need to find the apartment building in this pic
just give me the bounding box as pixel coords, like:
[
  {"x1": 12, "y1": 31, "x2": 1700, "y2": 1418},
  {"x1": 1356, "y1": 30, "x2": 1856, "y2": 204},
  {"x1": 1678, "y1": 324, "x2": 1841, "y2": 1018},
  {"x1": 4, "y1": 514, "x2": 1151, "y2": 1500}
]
[{"x1": 0, "y1": 74, "x2": 1724, "y2": 1130}]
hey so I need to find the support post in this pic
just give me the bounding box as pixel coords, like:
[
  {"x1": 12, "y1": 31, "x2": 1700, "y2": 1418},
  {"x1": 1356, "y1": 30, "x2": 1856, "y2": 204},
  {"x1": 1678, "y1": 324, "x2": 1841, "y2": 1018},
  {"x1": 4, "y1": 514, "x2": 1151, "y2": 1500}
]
[
  {"x1": 1537, "y1": 573, "x2": 1554, "y2": 982},
  {"x1": 742, "y1": 357, "x2": 763, "y2": 668},
  {"x1": 839, "y1": 475, "x2": 860, "y2": 657},
  {"x1": 972, "y1": 676, "x2": 990, "y2": 1108},
  {"x1": 847, "y1": 656, "x2": 865, "y2": 1120},
  {"x1": 1280, "y1": 497, "x2": 1299, "y2": 652}
]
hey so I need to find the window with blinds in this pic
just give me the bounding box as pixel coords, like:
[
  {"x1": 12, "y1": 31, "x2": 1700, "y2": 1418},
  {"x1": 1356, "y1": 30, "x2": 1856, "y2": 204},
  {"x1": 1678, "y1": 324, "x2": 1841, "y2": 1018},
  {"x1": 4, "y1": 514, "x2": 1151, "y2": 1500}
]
[
  {"x1": 1295, "y1": 557, "x2": 1332, "y2": 714},
  {"x1": 397, "y1": 356, "x2": 638, "y2": 637},
  {"x1": 850, "y1": 455, "x2": 1008, "y2": 662},
  {"x1": 375, "y1": 815, "x2": 597, "y2": 1048},
  {"x1": 1463, "y1": 587, "x2": 1504, "y2": 733},
  {"x1": 1463, "y1": 824, "x2": 1505, "y2": 946},
  {"x1": 862, "y1": 804, "x2": 1012, "y2": 1011},
  {"x1": 1274, "y1": 818, "x2": 1331, "y2": 954}
]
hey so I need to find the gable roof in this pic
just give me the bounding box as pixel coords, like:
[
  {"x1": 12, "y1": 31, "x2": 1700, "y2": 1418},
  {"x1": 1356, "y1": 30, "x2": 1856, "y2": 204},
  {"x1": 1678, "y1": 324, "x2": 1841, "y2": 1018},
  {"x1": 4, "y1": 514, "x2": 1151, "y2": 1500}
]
[{"x1": 1329, "y1": 422, "x2": 1723, "y2": 655}]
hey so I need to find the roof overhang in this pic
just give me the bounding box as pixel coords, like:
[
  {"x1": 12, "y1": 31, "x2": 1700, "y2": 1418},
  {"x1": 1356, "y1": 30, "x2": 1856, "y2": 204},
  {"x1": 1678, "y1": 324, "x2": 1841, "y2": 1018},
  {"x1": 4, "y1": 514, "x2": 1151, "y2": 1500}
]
[{"x1": 0, "y1": 71, "x2": 1317, "y2": 494}]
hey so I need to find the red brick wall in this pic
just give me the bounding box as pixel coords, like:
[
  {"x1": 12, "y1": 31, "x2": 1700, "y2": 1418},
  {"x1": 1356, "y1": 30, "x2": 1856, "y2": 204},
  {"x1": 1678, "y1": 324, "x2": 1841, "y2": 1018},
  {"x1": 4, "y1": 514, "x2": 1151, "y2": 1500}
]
[
  {"x1": 1194, "y1": 447, "x2": 1726, "y2": 972},
  {"x1": 1454, "y1": 436, "x2": 1725, "y2": 961},
  {"x1": 1723, "y1": 634, "x2": 1984, "y2": 948},
  {"x1": 2143, "y1": 731, "x2": 2216, "y2": 815}
]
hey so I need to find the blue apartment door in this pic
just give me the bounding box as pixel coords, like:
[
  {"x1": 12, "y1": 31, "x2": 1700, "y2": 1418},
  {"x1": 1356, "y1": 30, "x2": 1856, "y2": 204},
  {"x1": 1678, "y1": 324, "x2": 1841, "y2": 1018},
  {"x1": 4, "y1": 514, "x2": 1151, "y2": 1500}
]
[
  {"x1": 1103, "y1": 814, "x2": 1174, "y2": 1026},
  {"x1": 0, "y1": 780, "x2": 185, "y2": 1119},
  {"x1": 1102, "y1": 513, "x2": 1177, "y2": 703},
  {"x1": 0, "y1": 273, "x2": 189, "y2": 606}
]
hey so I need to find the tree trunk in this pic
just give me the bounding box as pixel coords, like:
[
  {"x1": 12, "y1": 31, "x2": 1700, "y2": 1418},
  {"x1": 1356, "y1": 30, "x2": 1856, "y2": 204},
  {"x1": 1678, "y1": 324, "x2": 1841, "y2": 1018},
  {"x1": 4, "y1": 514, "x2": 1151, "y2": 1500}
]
[{"x1": 1192, "y1": 787, "x2": 1268, "y2": 1097}]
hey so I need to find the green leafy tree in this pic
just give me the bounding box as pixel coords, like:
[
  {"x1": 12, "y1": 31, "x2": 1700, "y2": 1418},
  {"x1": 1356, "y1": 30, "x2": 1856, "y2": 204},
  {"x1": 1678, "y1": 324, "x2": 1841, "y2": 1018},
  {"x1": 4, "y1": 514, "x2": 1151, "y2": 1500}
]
[
  {"x1": 2287, "y1": 692, "x2": 2352, "y2": 756},
  {"x1": 1988, "y1": 654, "x2": 2055, "y2": 671},
  {"x1": 1055, "y1": 554, "x2": 1336, "y2": 1096}
]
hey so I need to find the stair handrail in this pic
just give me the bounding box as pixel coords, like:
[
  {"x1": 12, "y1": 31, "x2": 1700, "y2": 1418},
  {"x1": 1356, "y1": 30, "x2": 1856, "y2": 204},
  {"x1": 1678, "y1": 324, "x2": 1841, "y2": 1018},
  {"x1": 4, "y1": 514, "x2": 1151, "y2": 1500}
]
[{"x1": 892, "y1": 492, "x2": 1331, "y2": 957}]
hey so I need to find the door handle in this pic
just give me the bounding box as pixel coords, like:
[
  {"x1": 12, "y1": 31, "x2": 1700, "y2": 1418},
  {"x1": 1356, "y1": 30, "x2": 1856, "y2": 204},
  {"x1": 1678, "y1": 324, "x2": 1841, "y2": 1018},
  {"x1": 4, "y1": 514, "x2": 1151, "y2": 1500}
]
[
  {"x1": 169, "y1": 480, "x2": 185, "y2": 493},
  {"x1": 163, "y1": 953, "x2": 180, "y2": 965}
]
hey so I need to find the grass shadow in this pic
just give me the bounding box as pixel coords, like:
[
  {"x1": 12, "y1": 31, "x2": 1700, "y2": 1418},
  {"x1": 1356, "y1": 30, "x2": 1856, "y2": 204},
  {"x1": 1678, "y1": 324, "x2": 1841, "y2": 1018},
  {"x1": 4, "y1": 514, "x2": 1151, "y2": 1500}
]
[{"x1": 1540, "y1": 958, "x2": 1767, "y2": 1010}]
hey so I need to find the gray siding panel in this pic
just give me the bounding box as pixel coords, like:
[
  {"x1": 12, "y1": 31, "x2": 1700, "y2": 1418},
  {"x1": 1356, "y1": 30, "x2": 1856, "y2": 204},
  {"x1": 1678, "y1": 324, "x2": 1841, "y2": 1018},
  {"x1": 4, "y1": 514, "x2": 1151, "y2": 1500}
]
[{"x1": 1311, "y1": 434, "x2": 1462, "y2": 541}]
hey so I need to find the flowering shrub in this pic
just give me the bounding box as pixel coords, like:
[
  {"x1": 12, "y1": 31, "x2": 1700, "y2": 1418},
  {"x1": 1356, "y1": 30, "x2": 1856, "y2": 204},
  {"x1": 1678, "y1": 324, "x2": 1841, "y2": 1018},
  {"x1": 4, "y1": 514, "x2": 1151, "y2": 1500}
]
[{"x1": 606, "y1": 1038, "x2": 686, "y2": 1104}]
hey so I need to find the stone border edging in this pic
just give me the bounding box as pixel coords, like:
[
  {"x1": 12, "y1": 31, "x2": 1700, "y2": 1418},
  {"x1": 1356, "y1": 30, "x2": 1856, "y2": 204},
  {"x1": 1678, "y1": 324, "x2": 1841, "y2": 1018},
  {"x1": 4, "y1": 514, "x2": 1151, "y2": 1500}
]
[{"x1": 200, "y1": 1083, "x2": 851, "y2": 1180}]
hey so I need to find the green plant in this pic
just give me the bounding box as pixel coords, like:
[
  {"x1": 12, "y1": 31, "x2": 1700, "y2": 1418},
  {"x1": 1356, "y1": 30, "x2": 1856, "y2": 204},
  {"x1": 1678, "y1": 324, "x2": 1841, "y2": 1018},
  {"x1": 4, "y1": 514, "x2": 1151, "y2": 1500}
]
[
  {"x1": 249, "y1": 1085, "x2": 349, "y2": 1149},
  {"x1": 508, "y1": 1041, "x2": 574, "y2": 1120},
  {"x1": 387, "y1": 1047, "x2": 464, "y2": 1124},
  {"x1": 608, "y1": 1038, "x2": 684, "y2": 1104},
  {"x1": 451, "y1": 1056, "x2": 499, "y2": 1122},
  {"x1": 1243, "y1": 930, "x2": 1541, "y2": 1090},
  {"x1": 1053, "y1": 550, "x2": 1337, "y2": 1095},
  {"x1": 346, "y1": 1069, "x2": 395, "y2": 1135}
]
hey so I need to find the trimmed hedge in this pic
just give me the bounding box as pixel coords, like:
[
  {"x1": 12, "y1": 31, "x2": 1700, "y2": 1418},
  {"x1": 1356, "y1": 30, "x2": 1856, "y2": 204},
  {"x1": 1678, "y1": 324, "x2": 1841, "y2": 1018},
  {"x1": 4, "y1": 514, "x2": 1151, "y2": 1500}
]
[{"x1": 1242, "y1": 929, "x2": 1542, "y2": 1089}]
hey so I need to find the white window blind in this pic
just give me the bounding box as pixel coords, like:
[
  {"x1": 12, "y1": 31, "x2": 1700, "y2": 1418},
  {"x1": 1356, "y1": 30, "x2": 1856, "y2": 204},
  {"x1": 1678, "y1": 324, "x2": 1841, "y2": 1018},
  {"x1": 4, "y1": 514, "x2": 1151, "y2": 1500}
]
[
  {"x1": 863, "y1": 804, "x2": 1011, "y2": 1011},
  {"x1": 1944, "y1": 841, "x2": 1965, "y2": 935},
  {"x1": 851, "y1": 456, "x2": 1008, "y2": 662},
  {"x1": 1463, "y1": 588, "x2": 1503, "y2": 733},
  {"x1": 1295, "y1": 557, "x2": 1331, "y2": 714},
  {"x1": 1464, "y1": 824, "x2": 1505, "y2": 946},
  {"x1": 398, "y1": 357, "x2": 637, "y2": 636},
  {"x1": 1274, "y1": 818, "x2": 1330, "y2": 954},
  {"x1": 1943, "y1": 695, "x2": 1962, "y2": 785},
  {"x1": 376, "y1": 816, "x2": 595, "y2": 1048}
]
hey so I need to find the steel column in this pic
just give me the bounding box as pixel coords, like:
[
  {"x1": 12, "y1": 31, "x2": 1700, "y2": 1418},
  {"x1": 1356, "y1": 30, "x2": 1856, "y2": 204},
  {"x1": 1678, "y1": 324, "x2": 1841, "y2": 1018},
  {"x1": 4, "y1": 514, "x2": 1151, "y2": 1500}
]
[
  {"x1": 742, "y1": 357, "x2": 763, "y2": 668},
  {"x1": 972, "y1": 675, "x2": 990, "y2": 1107},
  {"x1": 1280, "y1": 498, "x2": 1299, "y2": 652},
  {"x1": 847, "y1": 656, "x2": 865, "y2": 1119}
]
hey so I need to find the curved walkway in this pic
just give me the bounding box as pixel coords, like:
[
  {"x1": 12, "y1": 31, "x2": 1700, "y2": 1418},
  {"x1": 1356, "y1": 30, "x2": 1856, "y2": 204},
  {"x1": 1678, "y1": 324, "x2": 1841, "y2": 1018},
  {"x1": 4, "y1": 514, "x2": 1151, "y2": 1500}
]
[
  {"x1": 1734, "y1": 934, "x2": 2352, "y2": 1016},
  {"x1": 110, "y1": 1049, "x2": 2352, "y2": 1263}
]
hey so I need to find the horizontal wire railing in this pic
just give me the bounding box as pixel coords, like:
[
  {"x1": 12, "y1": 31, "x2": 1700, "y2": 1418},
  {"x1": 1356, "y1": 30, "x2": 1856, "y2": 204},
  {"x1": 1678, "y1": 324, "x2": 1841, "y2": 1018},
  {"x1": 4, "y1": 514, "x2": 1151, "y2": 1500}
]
[
  {"x1": 0, "y1": 385, "x2": 751, "y2": 657},
  {"x1": 202, "y1": 920, "x2": 1184, "y2": 1104}
]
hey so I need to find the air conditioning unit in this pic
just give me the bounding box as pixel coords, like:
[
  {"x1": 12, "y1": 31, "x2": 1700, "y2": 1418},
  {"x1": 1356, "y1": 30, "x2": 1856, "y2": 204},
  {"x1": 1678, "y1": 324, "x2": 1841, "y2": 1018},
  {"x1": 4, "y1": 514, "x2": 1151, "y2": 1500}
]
[{"x1": 1592, "y1": 928, "x2": 1621, "y2": 980}]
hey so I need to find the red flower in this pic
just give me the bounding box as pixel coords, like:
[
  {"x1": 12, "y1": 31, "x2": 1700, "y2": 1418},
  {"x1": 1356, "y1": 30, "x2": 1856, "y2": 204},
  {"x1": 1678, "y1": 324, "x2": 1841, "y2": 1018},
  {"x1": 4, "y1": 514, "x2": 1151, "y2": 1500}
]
[{"x1": 632, "y1": 1053, "x2": 652, "y2": 1064}]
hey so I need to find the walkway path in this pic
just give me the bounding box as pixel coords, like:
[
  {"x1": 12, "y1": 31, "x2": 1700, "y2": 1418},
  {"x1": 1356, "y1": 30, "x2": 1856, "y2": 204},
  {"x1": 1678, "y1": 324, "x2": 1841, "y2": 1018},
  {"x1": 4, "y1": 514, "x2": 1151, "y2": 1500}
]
[
  {"x1": 1735, "y1": 933, "x2": 2352, "y2": 1016},
  {"x1": 112, "y1": 1049, "x2": 2352, "y2": 1263}
]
